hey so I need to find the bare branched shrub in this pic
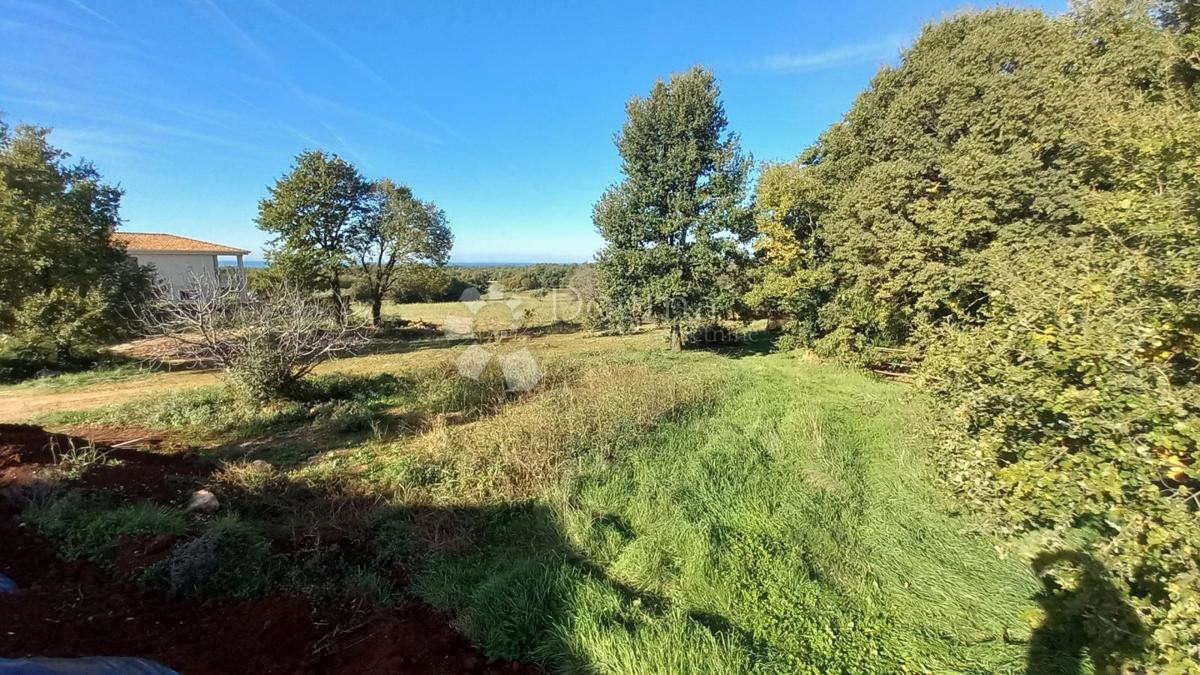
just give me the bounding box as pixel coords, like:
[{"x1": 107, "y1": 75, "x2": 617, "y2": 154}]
[{"x1": 138, "y1": 276, "x2": 371, "y2": 400}]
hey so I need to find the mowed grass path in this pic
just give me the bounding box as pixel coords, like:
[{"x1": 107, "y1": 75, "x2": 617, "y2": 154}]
[{"x1": 409, "y1": 353, "x2": 1044, "y2": 673}]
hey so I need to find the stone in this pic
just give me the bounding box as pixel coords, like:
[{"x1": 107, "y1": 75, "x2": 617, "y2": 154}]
[{"x1": 185, "y1": 489, "x2": 220, "y2": 514}]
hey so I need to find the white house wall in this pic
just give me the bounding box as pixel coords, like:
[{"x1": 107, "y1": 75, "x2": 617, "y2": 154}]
[{"x1": 130, "y1": 253, "x2": 217, "y2": 296}]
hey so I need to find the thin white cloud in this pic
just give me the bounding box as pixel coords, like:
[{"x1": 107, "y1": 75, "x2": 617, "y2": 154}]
[
  {"x1": 256, "y1": 0, "x2": 466, "y2": 145},
  {"x1": 0, "y1": 15, "x2": 142, "y2": 56},
  {"x1": 68, "y1": 0, "x2": 121, "y2": 30},
  {"x1": 281, "y1": 124, "x2": 325, "y2": 150},
  {"x1": 198, "y1": 0, "x2": 276, "y2": 73},
  {"x1": 291, "y1": 88, "x2": 441, "y2": 146},
  {"x1": 758, "y1": 34, "x2": 909, "y2": 73}
]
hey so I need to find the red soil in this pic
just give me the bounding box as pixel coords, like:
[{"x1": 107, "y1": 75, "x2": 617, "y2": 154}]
[{"x1": 0, "y1": 424, "x2": 538, "y2": 674}]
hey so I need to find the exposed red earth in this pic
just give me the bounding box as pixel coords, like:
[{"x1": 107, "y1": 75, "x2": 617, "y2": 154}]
[{"x1": 0, "y1": 424, "x2": 537, "y2": 675}]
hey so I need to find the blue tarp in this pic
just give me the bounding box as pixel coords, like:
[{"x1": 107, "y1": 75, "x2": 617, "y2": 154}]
[
  {"x1": 0, "y1": 573, "x2": 16, "y2": 593},
  {"x1": 0, "y1": 658, "x2": 177, "y2": 675}
]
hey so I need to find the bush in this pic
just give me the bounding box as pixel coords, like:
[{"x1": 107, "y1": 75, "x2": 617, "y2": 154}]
[
  {"x1": 748, "y1": 5, "x2": 1200, "y2": 668},
  {"x1": 389, "y1": 265, "x2": 469, "y2": 303},
  {"x1": 141, "y1": 280, "x2": 371, "y2": 401},
  {"x1": 0, "y1": 123, "x2": 153, "y2": 362},
  {"x1": 150, "y1": 516, "x2": 279, "y2": 599}
]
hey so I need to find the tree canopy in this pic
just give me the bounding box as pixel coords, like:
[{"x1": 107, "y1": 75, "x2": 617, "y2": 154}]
[
  {"x1": 257, "y1": 150, "x2": 372, "y2": 316},
  {"x1": 748, "y1": 3, "x2": 1199, "y2": 668},
  {"x1": 0, "y1": 121, "x2": 151, "y2": 366},
  {"x1": 349, "y1": 179, "x2": 452, "y2": 326},
  {"x1": 594, "y1": 66, "x2": 753, "y2": 350},
  {"x1": 256, "y1": 151, "x2": 453, "y2": 325}
]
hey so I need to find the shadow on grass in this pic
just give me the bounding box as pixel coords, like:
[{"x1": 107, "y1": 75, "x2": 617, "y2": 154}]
[
  {"x1": 1026, "y1": 550, "x2": 1146, "y2": 675},
  {"x1": 688, "y1": 329, "x2": 783, "y2": 359},
  {"x1": 0, "y1": 350, "x2": 188, "y2": 386},
  {"x1": 121, "y1": 454, "x2": 724, "y2": 671}
]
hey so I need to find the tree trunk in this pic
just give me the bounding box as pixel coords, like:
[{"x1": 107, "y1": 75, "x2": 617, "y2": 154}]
[
  {"x1": 330, "y1": 270, "x2": 345, "y2": 325},
  {"x1": 371, "y1": 295, "x2": 383, "y2": 327},
  {"x1": 669, "y1": 323, "x2": 684, "y2": 352}
]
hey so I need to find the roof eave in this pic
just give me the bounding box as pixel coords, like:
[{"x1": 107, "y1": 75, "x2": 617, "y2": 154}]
[{"x1": 125, "y1": 248, "x2": 250, "y2": 256}]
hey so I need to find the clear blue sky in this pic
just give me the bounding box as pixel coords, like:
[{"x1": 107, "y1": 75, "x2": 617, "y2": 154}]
[{"x1": 1, "y1": 0, "x2": 1062, "y2": 262}]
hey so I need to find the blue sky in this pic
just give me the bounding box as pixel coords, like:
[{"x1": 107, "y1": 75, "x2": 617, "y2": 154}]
[{"x1": 1, "y1": 0, "x2": 1062, "y2": 262}]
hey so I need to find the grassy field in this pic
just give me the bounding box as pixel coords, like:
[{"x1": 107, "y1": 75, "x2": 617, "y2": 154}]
[
  {"x1": 372, "y1": 288, "x2": 586, "y2": 333},
  {"x1": 15, "y1": 325, "x2": 1073, "y2": 673},
  {"x1": 0, "y1": 291, "x2": 596, "y2": 420}
]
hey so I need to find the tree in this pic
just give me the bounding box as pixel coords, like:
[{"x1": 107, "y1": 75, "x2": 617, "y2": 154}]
[
  {"x1": 349, "y1": 179, "x2": 452, "y2": 326},
  {"x1": 256, "y1": 150, "x2": 371, "y2": 320},
  {"x1": 593, "y1": 66, "x2": 754, "y2": 351},
  {"x1": 0, "y1": 121, "x2": 152, "y2": 364},
  {"x1": 749, "y1": 6, "x2": 1199, "y2": 668},
  {"x1": 139, "y1": 276, "x2": 370, "y2": 401}
]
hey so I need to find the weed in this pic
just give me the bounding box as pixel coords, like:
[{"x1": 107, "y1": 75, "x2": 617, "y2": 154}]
[
  {"x1": 23, "y1": 490, "x2": 186, "y2": 563},
  {"x1": 47, "y1": 436, "x2": 112, "y2": 478},
  {"x1": 147, "y1": 515, "x2": 279, "y2": 598}
]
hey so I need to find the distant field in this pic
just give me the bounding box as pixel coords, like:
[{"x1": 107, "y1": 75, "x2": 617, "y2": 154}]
[{"x1": 372, "y1": 288, "x2": 587, "y2": 332}]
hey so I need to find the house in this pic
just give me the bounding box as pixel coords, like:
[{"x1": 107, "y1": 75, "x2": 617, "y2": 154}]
[{"x1": 112, "y1": 232, "x2": 250, "y2": 298}]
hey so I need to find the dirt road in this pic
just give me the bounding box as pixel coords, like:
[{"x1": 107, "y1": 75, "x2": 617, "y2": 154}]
[{"x1": 0, "y1": 371, "x2": 218, "y2": 421}]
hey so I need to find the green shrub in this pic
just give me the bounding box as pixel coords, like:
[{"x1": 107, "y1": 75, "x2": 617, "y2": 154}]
[
  {"x1": 0, "y1": 123, "x2": 154, "y2": 362},
  {"x1": 149, "y1": 516, "x2": 280, "y2": 598}
]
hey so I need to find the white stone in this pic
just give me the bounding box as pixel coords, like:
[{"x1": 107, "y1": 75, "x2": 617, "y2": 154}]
[{"x1": 186, "y1": 489, "x2": 220, "y2": 514}]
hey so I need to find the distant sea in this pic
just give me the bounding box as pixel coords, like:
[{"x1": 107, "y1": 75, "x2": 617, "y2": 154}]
[{"x1": 225, "y1": 260, "x2": 574, "y2": 268}]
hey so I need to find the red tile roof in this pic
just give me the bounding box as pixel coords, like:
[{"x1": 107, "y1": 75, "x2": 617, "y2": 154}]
[{"x1": 112, "y1": 232, "x2": 250, "y2": 255}]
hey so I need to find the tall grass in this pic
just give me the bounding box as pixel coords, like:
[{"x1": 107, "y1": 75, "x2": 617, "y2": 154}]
[
  {"x1": 402, "y1": 358, "x2": 1045, "y2": 673},
  {"x1": 27, "y1": 334, "x2": 1053, "y2": 672}
]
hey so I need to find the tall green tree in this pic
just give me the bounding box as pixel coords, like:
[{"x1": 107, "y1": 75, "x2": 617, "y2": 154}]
[
  {"x1": 257, "y1": 150, "x2": 371, "y2": 317},
  {"x1": 594, "y1": 66, "x2": 753, "y2": 351},
  {"x1": 0, "y1": 121, "x2": 151, "y2": 363},
  {"x1": 749, "y1": 5, "x2": 1199, "y2": 668},
  {"x1": 349, "y1": 179, "x2": 453, "y2": 326}
]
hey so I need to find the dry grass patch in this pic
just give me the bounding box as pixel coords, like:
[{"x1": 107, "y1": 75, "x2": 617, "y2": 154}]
[{"x1": 333, "y1": 360, "x2": 724, "y2": 503}]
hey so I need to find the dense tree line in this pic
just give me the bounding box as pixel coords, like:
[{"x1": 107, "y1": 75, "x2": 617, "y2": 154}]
[
  {"x1": 0, "y1": 121, "x2": 152, "y2": 378},
  {"x1": 741, "y1": 2, "x2": 1197, "y2": 668},
  {"x1": 341, "y1": 263, "x2": 583, "y2": 306}
]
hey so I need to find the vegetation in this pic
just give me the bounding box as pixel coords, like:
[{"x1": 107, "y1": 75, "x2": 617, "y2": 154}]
[
  {"x1": 406, "y1": 356, "x2": 1051, "y2": 673},
  {"x1": 0, "y1": 121, "x2": 152, "y2": 368},
  {"x1": 257, "y1": 150, "x2": 371, "y2": 312},
  {"x1": 257, "y1": 150, "x2": 452, "y2": 323},
  {"x1": 139, "y1": 280, "x2": 371, "y2": 401},
  {"x1": 28, "y1": 334, "x2": 1062, "y2": 673},
  {"x1": 749, "y1": 3, "x2": 1199, "y2": 669},
  {"x1": 4, "y1": 2, "x2": 1198, "y2": 671},
  {"x1": 594, "y1": 66, "x2": 754, "y2": 350},
  {"x1": 349, "y1": 178, "x2": 453, "y2": 325},
  {"x1": 24, "y1": 491, "x2": 186, "y2": 563}
]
